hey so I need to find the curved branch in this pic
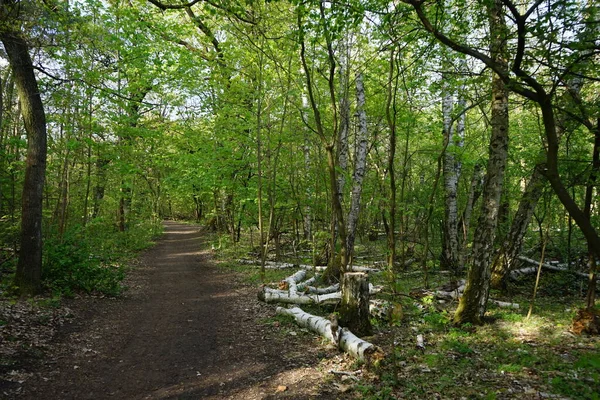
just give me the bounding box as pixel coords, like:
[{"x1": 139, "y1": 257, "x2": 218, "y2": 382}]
[{"x1": 146, "y1": 0, "x2": 202, "y2": 11}]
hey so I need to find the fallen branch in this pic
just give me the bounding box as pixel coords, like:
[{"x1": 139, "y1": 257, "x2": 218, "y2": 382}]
[
  {"x1": 490, "y1": 300, "x2": 520, "y2": 309},
  {"x1": 277, "y1": 306, "x2": 384, "y2": 363},
  {"x1": 425, "y1": 280, "x2": 519, "y2": 308},
  {"x1": 369, "y1": 283, "x2": 384, "y2": 294},
  {"x1": 237, "y1": 259, "x2": 380, "y2": 273},
  {"x1": 513, "y1": 256, "x2": 592, "y2": 280},
  {"x1": 328, "y1": 370, "x2": 361, "y2": 381},
  {"x1": 349, "y1": 265, "x2": 381, "y2": 274},
  {"x1": 259, "y1": 287, "x2": 341, "y2": 305},
  {"x1": 283, "y1": 269, "x2": 307, "y2": 296},
  {"x1": 298, "y1": 275, "x2": 318, "y2": 288},
  {"x1": 301, "y1": 283, "x2": 340, "y2": 294}
]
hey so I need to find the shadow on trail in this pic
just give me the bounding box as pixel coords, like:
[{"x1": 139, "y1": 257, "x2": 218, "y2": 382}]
[{"x1": 21, "y1": 221, "x2": 337, "y2": 400}]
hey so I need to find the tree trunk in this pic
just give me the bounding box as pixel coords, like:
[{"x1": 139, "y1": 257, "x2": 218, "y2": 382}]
[
  {"x1": 454, "y1": 0, "x2": 509, "y2": 324},
  {"x1": 441, "y1": 74, "x2": 461, "y2": 273},
  {"x1": 339, "y1": 272, "x2": 372, "y2": 336},
  {"x1": 298, "y1": 4, "x2": 348, "y2": 281},
  {"x1": 490, "y1": 163, "x2": 545, "y2": 288},
  {"x1": 337, "y1": 38, "x2": 349, "y2": 211},
  {"x1": 385, "y1": 49, "x2": 398, "y2": 270},
  {"x1": 276, "y1": 306, "x2": 383, "y2": 362},
  {"x1": 1, "y1": 31, "x2": 48, "y2": 297},
  {"x1": 459, "y1": 164, "x2": 482, "y2": 267},
  {"x1": 92, "y1": 157, "x2": 108, "y2": 219},
  {"x1": 346, "y1": 73, "x2": 368, "y2": 263},
  {"x1": 584, "y1": 123, "x2": 599, "y2": 309}
]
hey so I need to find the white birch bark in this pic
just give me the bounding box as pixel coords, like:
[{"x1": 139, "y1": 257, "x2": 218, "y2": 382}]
[
  {"x1": 346, "y1": 73, "x2": 368, "y2": 259},
  {"x1": 301, "y1": 283, "x2": 340, "y2": 294},
  {"x1": 441, "y1": 73, "x2": 461, "y2": 272},
  {"x1": 454, "y1": 0, "x2": 509, "y2": 324},
  {"x1": 512, "y1": 256, "x2": 597, "y2": 281},
  {"x1": 276, "y1": 306, "x2": 383, "y2": 362},
  {"x1": 260, "y1": 288, "x2": 342, "y2": 305},
  {"x1": 284, "y1": 269, "x2": 307, "y2": 296},
  {"x1": 301, "y1": 93, "x2": 312, "y2": 240},
  {"x1": 337, "y1": 37, "x2": 350, "y2": 204}
]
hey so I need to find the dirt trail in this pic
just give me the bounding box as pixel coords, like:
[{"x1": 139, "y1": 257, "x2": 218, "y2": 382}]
[{"x1": 20, "y1": 222, "x2": 345, "y2": 399}]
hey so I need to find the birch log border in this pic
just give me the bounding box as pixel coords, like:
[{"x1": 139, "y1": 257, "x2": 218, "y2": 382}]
[
  {"x1": 512, "y1": 256, "x2": 598, "y2": 283},
  {"x1": 276, "y1": 306, "x2": 384, "y2": 363},
  {"x1": 236, "y1": 259, "x2": 381, "y2": 273},
  {"x1": 258, "y1": 287, "x2": 342, "y2": 305}
]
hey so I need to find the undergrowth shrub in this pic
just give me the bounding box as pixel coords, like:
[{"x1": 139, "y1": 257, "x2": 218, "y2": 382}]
[
  {"x1": 43, "y1": 220, "x2": 161, "y2": 297},
  {"x1": 43, "y1": 229, "x2": 124, "y2": 297}
]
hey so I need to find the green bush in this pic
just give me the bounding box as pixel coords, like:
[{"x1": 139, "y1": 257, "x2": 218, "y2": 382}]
[{"x1": 43, "y1": 228, "x2": 125, "y2": 297}]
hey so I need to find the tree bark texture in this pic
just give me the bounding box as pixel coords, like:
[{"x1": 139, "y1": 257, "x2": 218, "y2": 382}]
[
  {"x1": 339, "y1": 272, "x2": 372, "y2": 336},
  {"x1": 276, "y1": 306, "x2": 383, "y2": 363},
  {"x1": 454, "y1": 0, "x2": 509, "y2": 324},
  {"x1": 459, "y1": 164, "x2": 482, "y2": 267},
  {"x1": 584, "y1": 124, "x2": 599, "y2": 309},
  {"x1": 346, "y1": 73, "x2": 368, "y2": 262},
  {"x1": 385, "y1": 49, "x2": 397, "y2": 270},
  {"x1": 0, "y1": 30, "x2": 48, "y2": 296},
  {"x1": 441, "y1": 74, "x2": 461, "y2": 273},
  {"x1": 490, "y1": 163, "x2": 545, "y2": 288}
]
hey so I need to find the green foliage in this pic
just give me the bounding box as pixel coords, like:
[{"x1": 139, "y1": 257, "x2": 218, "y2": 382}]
[
  {"x1": 42, "y1": 220, "x2": 159, "y2": 297},
  {"x1": 43, "y1": 228, "x2": 124, "y2": 297}
]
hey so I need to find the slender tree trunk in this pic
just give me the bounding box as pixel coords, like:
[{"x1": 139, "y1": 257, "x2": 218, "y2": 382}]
[
  {"x1": 255, "y1": 42, "x2": 266, "y2": 280},
  {"x1": 490, "y1": 163, "x2": 545, "y2": 287},
  {"x1": 441, "y1": 74, "x2": 461, "y2": 273},
  {"x1": 92, "y1": 157, "x2": 108, "y2": 219},
  {"x1": 454, "y1": 0, "x2": 509, "y2": 324},
  {"x1": 459, "y1": 164, "x2": 482, "y2": 267},
  {"x1": 584, "y1": 123, "x2": 599, "y2": 309},
  {"x1": 302, "y1": 95, "x2": 312, "y2": 241},
  {"x1": 1, "y1": 31, "x2": 48, "y2": 296},
  {"x1": 385, "y1": 49, "x2": 398, "y2": 270},
  {"x1": 0, "y1": 75, "x2": 3, "y2": 132},
  {"x1": 337, "y1": 38, "x2": 349, "y2": 212},
  {"x1": 82, "y1": 93, "x2": 93, "y2": 226},
  {"x1": 346, "y1": 73, "x2": 369, "y2": 264},
  {"x1": 298, "y1": 3, "x2": 348, "y2": 281}
]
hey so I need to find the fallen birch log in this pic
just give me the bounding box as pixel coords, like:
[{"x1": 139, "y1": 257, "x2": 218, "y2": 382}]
[
  {"x1": 513, "y1": 256, "x2": 592, "y2": 280},
  {"x1": 237, "y1": 259, "x2": 380, "y2": 273},
  {"x1": 426, "y1": 280, "x2": 520, "y2": 309},
  {"x1": 369, "y1": 283, "x2": 384, "y2": 294},
  {"x1": 301, "y1": 283, "x2": 340, "y2": 294},
  {"x1": 259, "y1": 287, "x2": 341, "y2": 305},
  {"x1": 283, "y1": 269, "x2": 307, "y2": 296},
  {"x1": 490, "y1": 300, "x2": 520, "y2": 309},
  {"x1": 349, "y1": 265, "x2": 381, "y2": 274},
  {"x1": 276, "y1": 306, "x2": 384, "y2": 363},
  {"x1": 237, "y1": 259, "x2": 297, "y2": 268},
  {"x1": 297, "y1": 275, "x2": 318, "y2": 288},
  {"x1": 261, "y1": 283, "x2": 383, "y2": 306}
]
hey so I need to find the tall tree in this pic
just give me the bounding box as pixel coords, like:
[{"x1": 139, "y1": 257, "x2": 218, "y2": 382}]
[
  {"x1": 0, "y1": 0, "x2": 48, "y2": 296},
  {"x1": 454, "y1": 0, "x2": 509, "y2": 324}
]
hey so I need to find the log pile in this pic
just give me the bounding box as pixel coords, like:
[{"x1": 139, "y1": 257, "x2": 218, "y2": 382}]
[
  {"x1": 512, "y1": 256, "x2": 598, "y2": 283},
  {"x1": 258, "y1": 267, "x2": 386, "y2": 362},
  {"x1": 238, "y1": 259, "x2": 381, "y2": 274}
]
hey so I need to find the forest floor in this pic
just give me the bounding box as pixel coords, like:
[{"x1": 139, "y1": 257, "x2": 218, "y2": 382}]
[
  {"x1": 2, "y1": 222, "x2": 600, "y2": 399},
  {"x1": 1, "y1": 222, "x2": 356, "y2": 399}
]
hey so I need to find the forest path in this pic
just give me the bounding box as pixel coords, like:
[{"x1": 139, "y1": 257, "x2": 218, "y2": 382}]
[{"x1": 21, "y1": 222, "x2": 341, "y2": 399}]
